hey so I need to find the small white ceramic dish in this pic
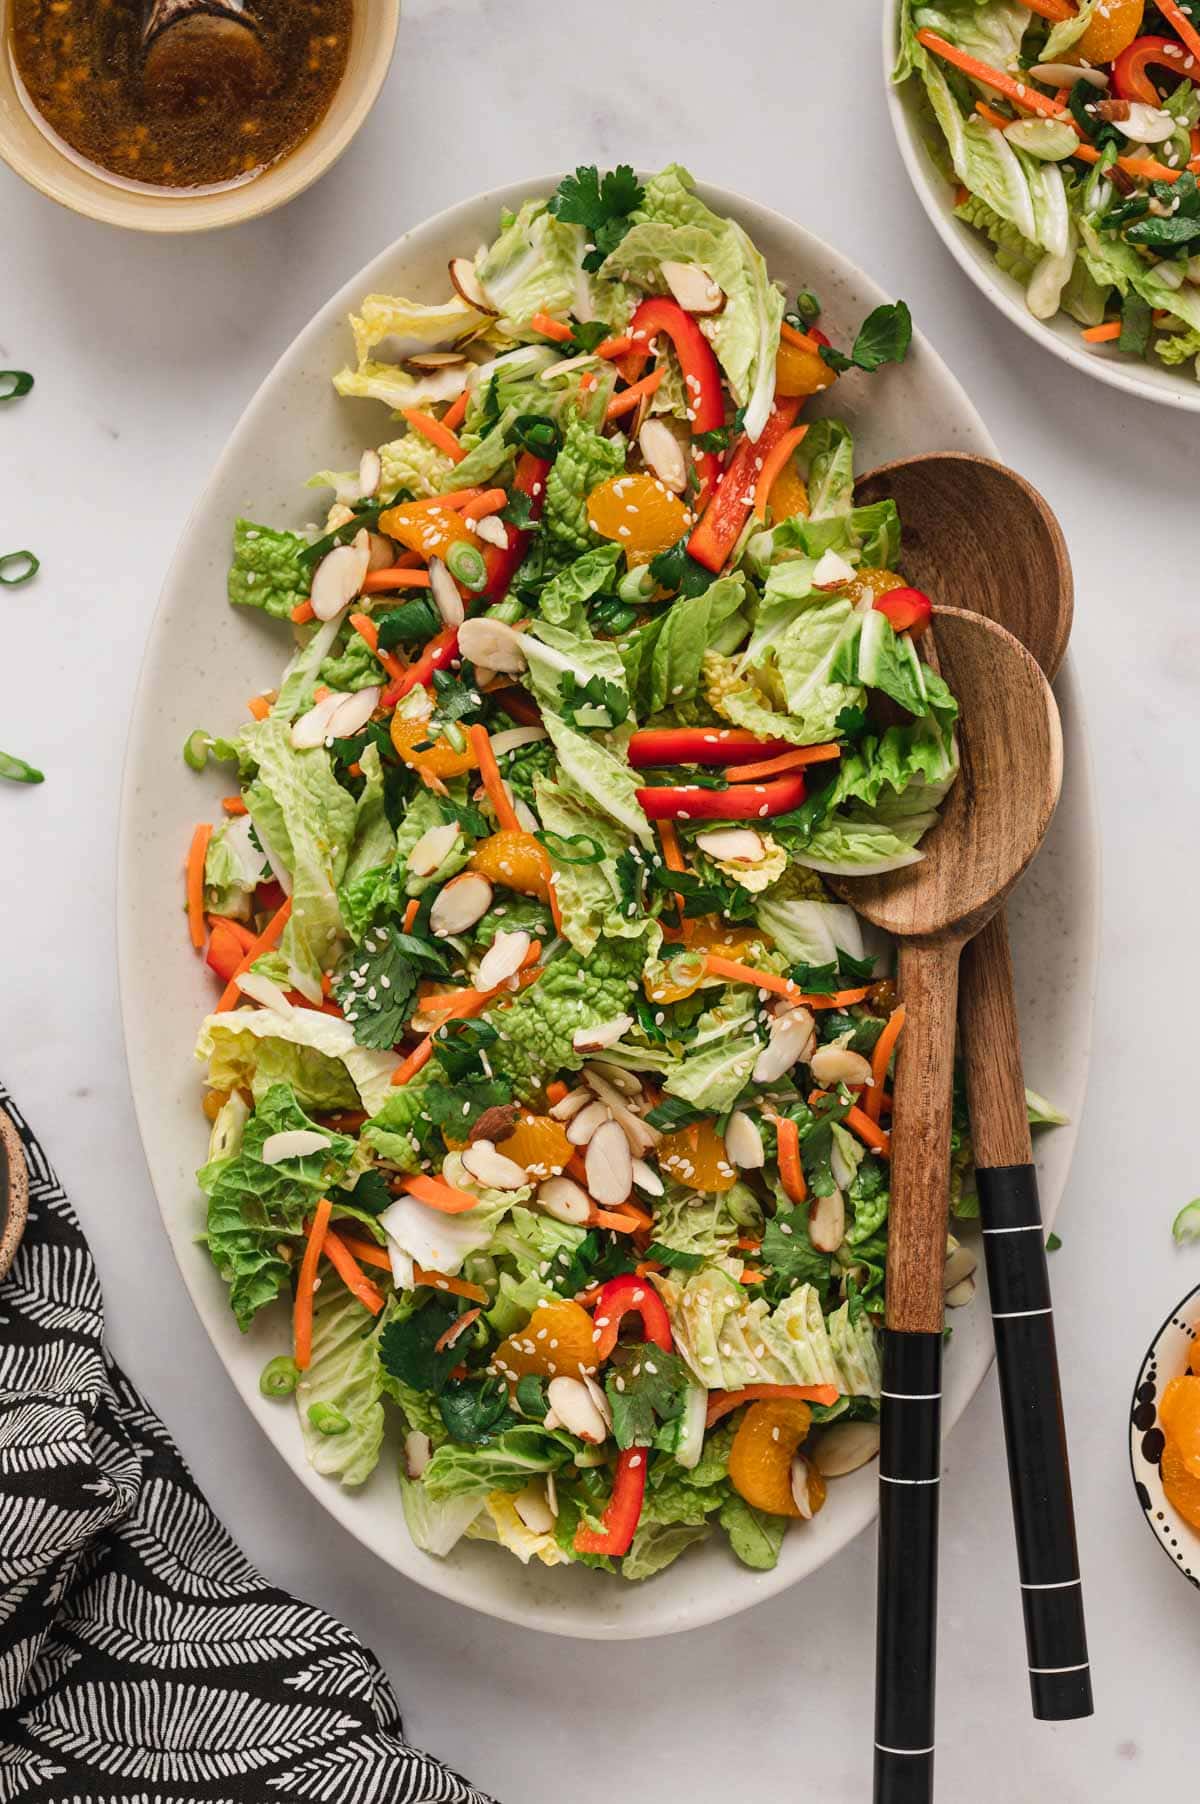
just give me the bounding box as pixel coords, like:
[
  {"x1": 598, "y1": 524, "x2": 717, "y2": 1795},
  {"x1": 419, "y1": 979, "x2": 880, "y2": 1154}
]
[
  {"x1": 1130, "y1": 1282, "x2": 1200, "y2": 1591},
  {"x1": 884, "y1": 0, "x2": 1200, "y2": 413},
  {"x1": 119, "y1": 174, "x2": 1100, "y2": 1638}
]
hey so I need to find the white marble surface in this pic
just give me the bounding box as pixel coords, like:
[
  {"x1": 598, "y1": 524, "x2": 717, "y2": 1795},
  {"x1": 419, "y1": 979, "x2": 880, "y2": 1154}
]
[{"x1": 1, "y1": 2, "x2": 1194, "y2": 1796}]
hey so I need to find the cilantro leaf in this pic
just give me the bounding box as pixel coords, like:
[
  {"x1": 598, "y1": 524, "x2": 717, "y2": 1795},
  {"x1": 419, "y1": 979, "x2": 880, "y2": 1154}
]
[
  {"x1": 438, "y1": 1377, "x2": 517, "y2": 1445},
  {"x1": 834, "y1": 704, "x2": 868, "y2": 741},
  {"x1": 334, "y1": 924, "x2": 447, "y2": 1051},
  {"x1": 376, "y1": 596, "x2": 441, "y2": 650},
  {"x1": 819, "y1": 301, "x2": 913, "y2": 376},
  {"x1": 604, "y1": 1343, "x2": 691, "y2": 1449},
  {"x1": 379, "y1": 1301, "x2": 462, "y2": 1395},
  {"x1": 762, "y1": 1204, "x2": 833, "y2": 1301},
  {"x1": 333, "y1": 1169, "x2": 393, "y2": 1217},
  {"x1": 557, "y1": 669, "x2": 629, "y2": 729},
  {"x1": 647, "y1": 536, "x2": 718, "y2": 599},
  {"x1": 645, "y1": 1095, "x2": 708, "y2": 1133},
  {"x1": 502, "y1": 489, "x2": 540, "y2": 532},
  {"x1": 433, "y1": 1016, "x2": 499, "y2": 1083},
  {"x1": 548, "y1": 164, "x2": 645, "y2": 272},
  {"x1": 565, "y1": 319, "x2": 613, "y2": 355},
  {"x1": 422, "y1": 1077, "x2": 513, "y2": 1139}
]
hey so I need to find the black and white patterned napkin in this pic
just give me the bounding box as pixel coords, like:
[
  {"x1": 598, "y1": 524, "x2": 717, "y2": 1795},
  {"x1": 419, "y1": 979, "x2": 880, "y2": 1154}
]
[{"x1": 0, "y1": 1084, "x2": 497, "y2": 1803}]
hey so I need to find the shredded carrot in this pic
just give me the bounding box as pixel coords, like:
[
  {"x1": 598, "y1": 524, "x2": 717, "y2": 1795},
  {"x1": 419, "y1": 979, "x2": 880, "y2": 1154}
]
[
  {"x1": 215, "y1": 897, "x2": 293, "y2": 1012},
  {"x1": 739, "y1": 1268, "x2": 766, "y2": 1284},
  {"x1": 349, "y1": 611, "x2": 407, "y2": 686},
  {"x1": 772, "y1": 1112, "x2": 807, "y2": 1205},
  {"x1": 530, "y1": 311, "x2": 573, "y2": 343},
  {"x1": 392, "y1": 960, "x2": 545, "y2": 1086},
  {"x1": 605, "y1": 370, "x2": 664, "y2": 421},
  {"x1": 752, "y1": 424, "x2": 809, "y2": 521},
  {"x1": 725, "y1": 743, "x2": 841, "y2": 783},
  {"x1": 434, "y1": 1306, "x2": 482, "y2": 1353},
  {"x1": 1071, "y1": 138, "x2": 1184, "y2": 182},
  {"x1": 294, "y1": 1197, "x2": 332, "y2": 1370},
  {"x1": 843, "y1": 1104, "x2": 891, "y2": 1158},
  {"x1": 575, "y1": 1283, "x2": 606, "y2": 1309},
  {"x1": 635, "y1": 1260, "x2": 665, "y2": 1279},
  {"x1": 866, "y1": 1006, "x2": 906, "y2": 1124},
  {"x1": 361, "y1": 568, "x2": 433, "y2": 594},
  {"x1": 322, "y1": 1227, "x2": 386, "y2": 1315},
  {"x1": 247, "y1": 695, "x2": 271, "y2": 721},
  {"x1": 1158, "y1": 0, "x2": 1200, "y2": 64},
  {"x1": 401, "y1": 408, "x2": 466, "y2": 463},
  {"x1": 1082, "y1": 320, "x2": 1122, "y2": 344},
  {"x1": 736, "y1": 1237, "x2": 762, "y2": 1254},
  {"x1": 403, "y1": 1173, "x2": 480, "y2": 1214},
  {"x1": 703, "y1": 953, "x2": 868, "y2": 1009},
  {"x1": 335, "y1": 1232, "x2": 392, "y2": 1272},
  {"x1": 402, "y1": 898, "x2": 420, "y2": 932},
  {"x1": 953, "y1": 181, "x2": 969, "y2": 206},
  {"x1": 596, "y1": 332, "x2": 634, "y2": 359},
  {"x1": 390, "y1": 1038, "x2": 436, "y2": 1087},
  {"x1": 705, "y1": 1383, "x2": 839, "y2": 1428},
  {"x1": 546, "y1": 1080, "x2": 569, "y2": 1108},
  {"x1": 209, "y1": 914, "x2": 257, "y2": 953},
  {"x1": 591, "y1": 1203, "x2": 654, "y2": 1233},
  {"x1": 408, "y1": 488, "x2": 483, "y2": 512},
  {"x1": 459, "y1": 487, "x2": 509, "y2": 522},
  {"x1": 1015, "y1": 0, "x2": 1073, "y2": 20},
  {"x1": 221, "y1": 795, "x2": 248, "y2": 816},
  {"x1": 440, "y1": 387, "x2": 470, "y2": 432},
  {"x1": 413, "y1": 1265, "x2": 489, "y2": 1303},
  {"x1": 657, "y1": 819, "x2": 687, "y2": 873},
  {"x1": 974, "y1": 99, "x2": 1014, "y2": 131},
  {"x1": 779, "y1": 320, "x2": 824, "y2": 353},
  {"x1": 186, "y1": 825, "x2": 212, "y2": 951},
  {"x1": 291, "y1": 599, "x2": 315, "y2": 625},
  {"x1": 469, "y1": 723, "x2": 521, "y2": 831},
  {"x1": 916, "y1": 29, "x2": 1069, "y2": 118}
]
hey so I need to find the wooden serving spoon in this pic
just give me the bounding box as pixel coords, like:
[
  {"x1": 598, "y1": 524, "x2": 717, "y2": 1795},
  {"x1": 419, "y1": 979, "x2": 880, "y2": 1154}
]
[
  {"x1": 856, "y1": 453, "x2": 1091, "y2": 1727},
  {"x1": 828, "y1": 606, "x2": 1061, "y2": 1804}
]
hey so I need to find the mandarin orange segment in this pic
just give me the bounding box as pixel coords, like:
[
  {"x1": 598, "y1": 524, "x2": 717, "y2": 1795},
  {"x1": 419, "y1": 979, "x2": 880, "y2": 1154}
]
[
  {"x1": 586, "y1": 473, "x2": 691, "y2": 565},
  {"x1": 469, "y1": 829, "x2": 553, "y2": 898},
  {"x1": 767, "y1": 461, "x2": 809, "y2": 523},
  {"x1": 496, "y1": 1113, "x2": 574, "y2": 1180},
  {"x1": 643, "y1": 948, "x2": 709, "y2": 1005},
  {"x1": 728, "y1": 1397, "x2": 816, "y2": 1517},
  {"x1": 1159, "y1": 1376, "x2": 1200, "y2": 1477},
  {"x1": 1162, "y1": 1436, "x2": 1200, "y2": 1530},
  {"x1": 1075, "y1": 0, "x2": 1144, "y2": 62},
  {"x1": 491, "y1": 1298, "x2": 598, "y2": 1384},
  {"x1": 774, "y1": 335, "x2": 836, "y2": 398},
  {"x1": 390, "y1": 715, "x2": 479, "y2": 779},
  {"x1": 378, "y1": 500, "x2": 472, "y2": 562},
  {"x1": 847, "y1": 566, "x2": 906, "y2": 606},
  {"x1": 658, "y1": 1121, "x2": 736, "y2": 1193}
]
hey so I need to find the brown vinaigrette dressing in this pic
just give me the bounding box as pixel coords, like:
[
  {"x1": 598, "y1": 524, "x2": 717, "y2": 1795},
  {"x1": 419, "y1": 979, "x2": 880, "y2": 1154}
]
[{"x1": 9, "y1": 0, "x2": 352, "y2": 192}]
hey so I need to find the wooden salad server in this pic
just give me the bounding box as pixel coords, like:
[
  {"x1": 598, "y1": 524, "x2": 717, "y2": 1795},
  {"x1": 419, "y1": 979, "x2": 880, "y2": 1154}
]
[
  {"x1": 856, "y1": 453, "x2": 1092, "y2": 1727},
  {"x1": 830, "y1": 607, "x2": 1062, "y2": 1804}
]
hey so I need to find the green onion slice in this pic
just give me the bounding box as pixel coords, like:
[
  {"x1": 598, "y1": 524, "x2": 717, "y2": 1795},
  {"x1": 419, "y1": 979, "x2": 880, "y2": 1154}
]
[
  {"x1": 512, "y1": 413, "x2": 561, "y2": 458},
  {"x1": 0, "y1": 551, "x2": 39, "y2": 586},
  {"x1": 0, "y1": 372, "x2": 34, "y2": 401},
  {"x1": 182, "y1": 729, "x2": 212, "y2": 772},
  {"x1": 0, "y1": 749, "x2": 45, "y2": 785},
  {"x1": 535, "y1": 829, "x2": 606, "y2": 866},
  {"x1": 446, "y1": 539, "x2": 488, "y2": 592}
]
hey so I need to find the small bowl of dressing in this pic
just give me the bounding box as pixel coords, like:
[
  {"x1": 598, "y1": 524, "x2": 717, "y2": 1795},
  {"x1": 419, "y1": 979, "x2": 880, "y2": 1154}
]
[{"x1": 0, "y1": 0, "x2": 398, "y2": 232}]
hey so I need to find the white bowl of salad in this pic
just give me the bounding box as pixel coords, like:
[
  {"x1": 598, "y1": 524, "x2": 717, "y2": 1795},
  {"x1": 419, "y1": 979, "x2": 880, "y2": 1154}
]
[
  {"x1": 887, "y1": 0, "x2": 1200, "y2": 409},
  {"x1": 120, "y1": 168, "x2": 1096, "y2": 1636}
]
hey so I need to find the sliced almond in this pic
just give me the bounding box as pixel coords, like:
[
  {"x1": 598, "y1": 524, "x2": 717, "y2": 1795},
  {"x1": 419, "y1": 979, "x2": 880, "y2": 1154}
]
[
  {"x1": 566, "y1": 1099, "x2": 610, "y2": 1147},
  {"x1": 660, "y1": 259, "x2": 725, "y2": 314},
  {"x1": 943, "y1": 1243, "x2": 979, "y2": 1292},
  {"x1": 695, "y1": 827, "x2": 766, "y2": 866},
  {"x1": 790, "y1": 1455, "x2": 818, "y2": 1519},
  {"x1": 638, "y1": 417, "x2": 688, "y2": 493},
  {"x1": 261, "y1": 1128, "x2": 332, "y2": 1165},
  {"x1": 808, "y1": 1187, "x2": 845, "y2": 1254},
  {"x1": 548, "y1": 1086, "x2": 592, "y2": 1123},
  {"x1": 489, "y1": 725, "x2": 547, "y2": 757},
  {"x1": 830, "y1": 1132, "x2": 856, "y2": 1195},
  {"x1": 945, "y1": 1275, "x2": 977, "y2": 1309},
  {"x1": 586, "y1": 1119, "x2": 634, "y2": 1206},
  {"x1": 812, "y1": 1419, "x2": 881, "y2": 1479},
  {"x1": 1031, "y1": 60, "x2": 1108, "y2": 89},
  {"x1": 429, "y1": 871, "x2": 493, "y2": 937},
  {"x1": 457, "y1": 615, "x2": 526, "y2": 673},
  {"x1": 310, "y1": 532, "x2": 370, "y2": 621},
  {"x1": 537, "y1": 1176, "x2": 592, "y2": 1226},
  {"x1": 541, "y1": 353, "x2": 599, "y2": 382},
  {"x1": 546, "y1": 1376, "x2": 608, "y2": 1444},
  {"x1": 583, "y1": 1374, "x2": 614, "y2": 1431},
  {"x1": 512, "y1": 1481, "x2": 556, "y2": 1534},
  {"x1": 407, "y1": 820, "x2": 461, "y2": 877},
  {"x1": 291, "y1": 691, "x2": 346, "y2": 750},
  {"x1": 581, "y1": 1068, "x2": 656, "y2": 1154},
  {"x1": 449, "y1": 256, "x2": 497, "y2": 315},
  {"x1": 429, "y1": 556, "x2": 465, "y2": 628},
  {"x1": 461, "y1": 1139, "x2": 529, "y2": 1191},
  {"x1": 812, "y1": 549, "x2": 856, "y2": 591},
  {"x1": 327, "y1": 497, "x2": 356, "y2": 526},
  {"x1": 404, "y1": 1431, "x2": 432, "y2": 1479},
  {"x1": 514, "y1": 797, "x2": 539, "y2": 835},
  {"x1": 631, "y1": 1158, "x2": 664, "y2": 1196},
  {"x1": 366, "y1": 531, "x2": 395, "y2": 573},
  {"x1": 404, "y1": 349, "x2": 469, "y2": 371},
  {"x1": 358, "y1": 448, "x2": 381, "y2": 500},
  {"x1": 1108, "y1": 100, "x2": 1175, "y2": 142},
  {"x1": 573, "y1": 1015, "x2": 634, "y2": 1054},
  {"x1": 475, "y1": 514, "x2": 509, "y2": 549},
  {"x1": 327, "y1": 685, "x2": 381, "y2": 739},
  {"x1": 725, "y1": 1109, "x2": 765, "y2": 1171},
  {"x1": 584, "y1": 1060, "x2": 642, "y2": 1098},
  {"x1": 476, "y1": 928, "x2": 530, "y2": 991},
  {"x1": 809, "y1": 1045, "x2": 874, "y2": 1090},
  {"x1": 752, "y1": 1006, "x2": 817, "y2": 1083}
]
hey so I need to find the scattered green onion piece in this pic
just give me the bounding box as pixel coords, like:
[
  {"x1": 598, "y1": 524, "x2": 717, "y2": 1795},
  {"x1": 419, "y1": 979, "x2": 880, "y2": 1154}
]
[
  {"x1": 535, "y1": 829, "x2": 606, "y2": 866},
  {"x1": 512, "y1": 413, "x2": 561, "y2": 458},
  {"x1": 307, "y1": 1401, "x2": 350, "y2": 1435},
  {"x1": 259, "y1": 1355, "x2": 300, "y2": 1398},
  {"x1": 486, "y1": 595, "x2": 524, "y2": 625},
  {"x1": 1172, "y1": 1200, "x2": 1200, "y2": 1246},
  {"x1": 593, "y1": 598, "x2": 638, "y2": 635},
  {"x1": 0, "y1": 750, "x2": 44, "y2": 785},
  {"x1": 446, "y1": 539, "x2": 488, "y2": 592},
  {"x1": 0, "y1": 371, "x2": 34, "y2": 401},
  {"x1": 794, "y1": 289, "x2": 821, "y2": 323},
  {"x1": 182, "y1": 729, "x2": 212, "y2": 772},
  {"x1": 515, "y1": 1375, "x2": 548, "y2": 1419},
  {"x1": 0, "y1": 551, "x2": 39, "y2": 586},
  {"x1": 617, "y1": 564, "x2": 656, "y2": 605},
  {"x1": 441, "y1": 719, "x2": 467, "y2": 754}
]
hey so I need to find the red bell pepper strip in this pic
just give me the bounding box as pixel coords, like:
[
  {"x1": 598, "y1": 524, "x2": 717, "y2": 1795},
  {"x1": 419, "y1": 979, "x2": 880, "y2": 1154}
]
[
  {"x1": 573, "y1": 1447, "x2": 648, "y2": 1557},
  {"x1": 621, "y1": 297, "x2": 725, "y2": 505},
  {"x1": 687, "y1": 396, "x2": 803, "y2": 574},
  {"x1": 383, "y1": 452, "x2": 551, "y2": 706},
  {"x1": 628, "y1": 727, "x2": 794, "y2": 769},
  {"x1": 636, "y1": 770, "x2": 807, "y2": 822},
  {"x1": 593, "y1": 1272, "x2": 674, "y2": 1361},
  {"x1": 874, "y1": 586, "x2": 932, "y2": 637},
  {"x1": 1113, "y1": 35, "x2": 1200, "y2": 105}
]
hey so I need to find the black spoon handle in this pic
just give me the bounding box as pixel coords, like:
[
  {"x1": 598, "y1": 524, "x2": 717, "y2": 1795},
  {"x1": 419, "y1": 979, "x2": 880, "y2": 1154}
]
[
  {"x1": 874, "y1": 1329, "x2": 942, "y2": 1804},
  {"x1": 977, "y1": 1163, "x2": 1093, "y2": 1719}
]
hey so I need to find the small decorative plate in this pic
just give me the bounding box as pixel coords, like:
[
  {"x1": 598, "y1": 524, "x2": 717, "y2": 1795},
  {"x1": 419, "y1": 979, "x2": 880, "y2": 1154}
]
[{"x1": 1130, "y1": 1281, "x2": 1200, "y2": 1590}]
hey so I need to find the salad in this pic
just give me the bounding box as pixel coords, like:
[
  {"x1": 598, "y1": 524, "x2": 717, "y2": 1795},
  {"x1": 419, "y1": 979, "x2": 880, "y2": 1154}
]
[
  {"x1": 185, "y1": 164, "x2": 968, "y2": 1582},
  {"x1": 896, "y1": 0, "x2": 1200, "y2": 375}
]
